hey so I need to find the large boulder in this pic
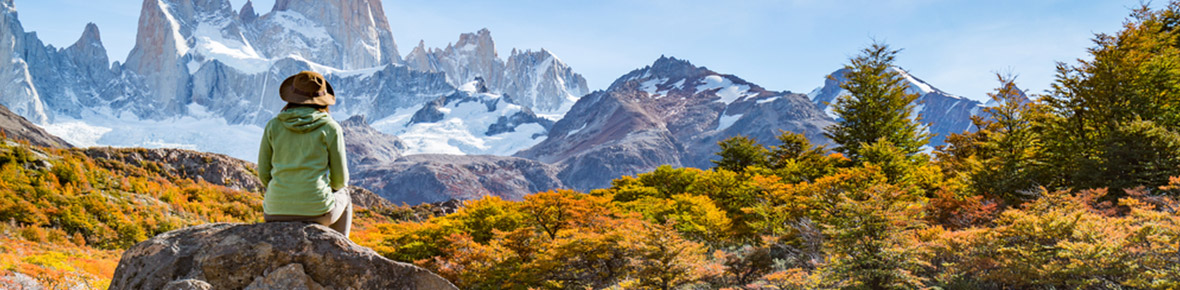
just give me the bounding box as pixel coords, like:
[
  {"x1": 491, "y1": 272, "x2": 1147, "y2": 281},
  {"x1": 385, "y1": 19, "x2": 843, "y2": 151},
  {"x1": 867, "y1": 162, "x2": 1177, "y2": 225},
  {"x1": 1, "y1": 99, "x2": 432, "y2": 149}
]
[{"x1": 108, "y1": 222, "x2": 456, "y2": 290}]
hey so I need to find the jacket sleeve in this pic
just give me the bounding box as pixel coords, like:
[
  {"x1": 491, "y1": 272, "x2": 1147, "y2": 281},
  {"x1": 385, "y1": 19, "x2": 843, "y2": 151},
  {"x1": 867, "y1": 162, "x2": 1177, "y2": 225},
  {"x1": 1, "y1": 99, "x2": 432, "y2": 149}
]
[
  {"x1": 257, "y1": 123, "x2": 273, "y2": 188},
  {"x1": 327, "y1": 123, "x2": 349, "y2": 191}
]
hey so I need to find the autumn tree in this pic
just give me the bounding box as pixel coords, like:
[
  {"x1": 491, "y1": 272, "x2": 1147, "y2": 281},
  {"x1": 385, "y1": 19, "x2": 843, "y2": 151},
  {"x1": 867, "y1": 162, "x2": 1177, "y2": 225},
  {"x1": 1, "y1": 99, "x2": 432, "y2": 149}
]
[
  {"x1": 767, "y1": 130, "x2": 842, "y2": 183},
  {"x1": 810, "y1": 167, "x2": 928, "y2": 289},
  {"x1": 1045, "y1": 2, "x2": 1180, "y2": 193},
  {"x1": 939, "y1": 74, "x2": 1051, "y2": 203}
]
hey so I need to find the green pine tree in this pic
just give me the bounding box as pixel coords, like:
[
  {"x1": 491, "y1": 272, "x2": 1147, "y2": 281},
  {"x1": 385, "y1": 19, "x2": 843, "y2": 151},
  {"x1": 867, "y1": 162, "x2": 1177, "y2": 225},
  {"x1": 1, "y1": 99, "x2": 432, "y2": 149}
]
[
  {"x1": 825, "y1": 43, "x2": 930, "y2": 163},
  {"x1": 969, "y1": 74, "x2": 1051, "y2": 203},
  {"x1": 713, "y1": 135, "x2": 770, "y2": 173}
]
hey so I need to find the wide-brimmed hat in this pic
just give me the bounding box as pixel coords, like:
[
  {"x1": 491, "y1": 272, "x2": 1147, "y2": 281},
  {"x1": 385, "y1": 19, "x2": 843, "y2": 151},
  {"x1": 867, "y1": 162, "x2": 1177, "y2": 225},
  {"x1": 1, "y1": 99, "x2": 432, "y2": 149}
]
[{"x1": 279, "y1": 71, "x2": 336, "y2": 106}]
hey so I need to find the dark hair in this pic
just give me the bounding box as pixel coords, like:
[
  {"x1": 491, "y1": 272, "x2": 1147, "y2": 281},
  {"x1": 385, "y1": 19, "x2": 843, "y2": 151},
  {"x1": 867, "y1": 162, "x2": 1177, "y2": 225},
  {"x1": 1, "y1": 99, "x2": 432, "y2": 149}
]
[{"x1": 283, "y1": 103, "x2": 330, "y2": 113}]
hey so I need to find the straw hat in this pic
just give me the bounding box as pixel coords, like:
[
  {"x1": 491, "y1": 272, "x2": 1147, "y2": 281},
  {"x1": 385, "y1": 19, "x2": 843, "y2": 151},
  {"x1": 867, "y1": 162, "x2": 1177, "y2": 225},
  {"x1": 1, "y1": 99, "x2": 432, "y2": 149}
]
[{"x1": 279, "y1": 71, "x2": 336, "y2": 106}]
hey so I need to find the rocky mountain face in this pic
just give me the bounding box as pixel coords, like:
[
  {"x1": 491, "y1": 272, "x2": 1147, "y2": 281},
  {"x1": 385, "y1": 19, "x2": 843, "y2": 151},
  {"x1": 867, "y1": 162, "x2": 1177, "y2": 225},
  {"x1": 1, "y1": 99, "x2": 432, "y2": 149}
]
[
  {"x1": 0, "y1": 0, "x2": 114, "y2": 124},
  {"x1": 109, "y1": 222, "x2": 456, "y2": 289},
  {"x1": 0, "y1": 0, "x2": 448, "y2": 127},
  {"x1": 339, "y1": 114, "x2": 404, "y2": 174},
  {"x1": 351, "y1": 154, "x2": 565, "y2": 205},
  {"x1": 810, "y1": 67, "x2": 985, "y2": 148},
  {"x1": 404, "y1": 29, "x2": 589, "y2": 117},
  {"x1": 518, "y1": 56, "x2": 835, "y2": 190},
  {"x1": 117, "y1": 0, "x2": 440, "y2": 125},
  {"x1": 0, "y1": 0, "x2": 589, "y2": 164},
  {"x1": 0, "y1": 102, "x2": 71, "y2": 148}
]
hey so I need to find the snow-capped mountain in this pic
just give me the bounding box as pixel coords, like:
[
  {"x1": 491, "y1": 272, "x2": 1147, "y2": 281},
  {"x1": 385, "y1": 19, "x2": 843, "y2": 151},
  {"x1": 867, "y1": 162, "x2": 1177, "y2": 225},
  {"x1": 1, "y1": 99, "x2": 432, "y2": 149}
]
[
  {"x1": 370, "y1": 79, "x2": 553, "y2": 156},
  {"x1": 0, "y1": 0, "x2": 592, "y2": 163},
  {"x1": 0, "y1": 0, "x2": 113, "y2": 124},
  {"x1": 119, "y1": 0, "x2": 411, "y2": 123},
  {"x1": 404, "y1": 29, "x2": 589, "y2": 118},
  {"x1": 810, "y1": 67, "x2": 983, "y2": 147},
  {"x1": 517, "y1": 56, "x2": 834, "y2": 190}
]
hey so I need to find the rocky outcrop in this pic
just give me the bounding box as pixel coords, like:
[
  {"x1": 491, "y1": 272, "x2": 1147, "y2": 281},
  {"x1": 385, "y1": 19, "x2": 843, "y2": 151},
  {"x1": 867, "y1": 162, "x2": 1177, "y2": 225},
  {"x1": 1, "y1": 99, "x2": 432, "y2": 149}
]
[
  {"x1": 83, "y1": 147, "x2": 262, "y2": 191},
  {"x1": 345, "y1": 185, "x2": 395, "y2": 210},
  {"x1": 518, "y1": 56, "x2": 834, "y2": 190},
  {"x1": 108, "y1": 222, "x2": 456, "y2": 289},
  {"x1": 351, "y1": 154, "x2": 564, "y2": 205},
  {"x1": 339, "y1": 115, "x2": 404, "y2": 173},
  {"x1": 0, "y1": 103, "x2": 71, "y2": 149}
]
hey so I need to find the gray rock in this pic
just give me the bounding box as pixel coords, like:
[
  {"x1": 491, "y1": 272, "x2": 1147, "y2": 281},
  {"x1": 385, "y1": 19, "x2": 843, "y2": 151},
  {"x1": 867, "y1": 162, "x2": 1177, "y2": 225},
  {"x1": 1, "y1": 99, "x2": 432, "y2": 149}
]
[
  {"x1": 242, "y1": 263, "x2": 324, "y2": 290},
  {"x1": 502, "y1": 48, "x2": 589, "y2": 115},
  {"x1": 0, "y1": 102, "x2": 72, "y2": 148},
  {"x1": 163, "y1": 279, "x2": 212, "y2": 290},
  {"x1": 0, "y1": 272, "x2": 42, "y2": 290},
  {"x1": 340, "y1": 114, "x2": 404, "y2": 173},
  {"x1": 345, "y1": 185, "x2": 395, "y2": 210},
  {"x1": 352, "y1": 154, "x2": 564, "y2": 205},
  {"x1": 259, "y1": 0, "x2": 401, "y2": 69},
  {"x1": 83, "y1": 147, "x2": 262, "y2": 191},
  {"x1": 108, "y1": 222, "x2": 457, "y2": 290}
]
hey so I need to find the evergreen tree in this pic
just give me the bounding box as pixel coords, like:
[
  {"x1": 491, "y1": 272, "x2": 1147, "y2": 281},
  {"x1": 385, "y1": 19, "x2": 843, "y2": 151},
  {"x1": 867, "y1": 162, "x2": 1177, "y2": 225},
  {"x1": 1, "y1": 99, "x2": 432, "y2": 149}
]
[
  {"x1": 825, "y1": 43, "x2": 930, "y2": 163},
  {"x1": 713, "y1": 135, "x2": 770, "y2": 173},
  {"x1": 966, "y1": 75, "x2": 1051, "y2": 203}
]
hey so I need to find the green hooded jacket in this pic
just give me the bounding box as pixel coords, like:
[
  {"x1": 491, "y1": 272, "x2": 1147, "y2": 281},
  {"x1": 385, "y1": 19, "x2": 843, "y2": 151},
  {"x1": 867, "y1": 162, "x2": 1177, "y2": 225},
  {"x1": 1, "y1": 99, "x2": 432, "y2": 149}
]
[{"x1": 258, "y1": 107, "x2": 348, "y2": 216}]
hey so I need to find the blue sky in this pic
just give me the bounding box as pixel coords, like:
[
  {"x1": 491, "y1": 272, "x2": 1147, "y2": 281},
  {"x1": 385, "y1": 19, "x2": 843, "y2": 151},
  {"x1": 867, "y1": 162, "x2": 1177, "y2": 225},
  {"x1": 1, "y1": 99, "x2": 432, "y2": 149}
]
[{"x1": 12, "y1": 0, "x2": 1157, "y2": 101}]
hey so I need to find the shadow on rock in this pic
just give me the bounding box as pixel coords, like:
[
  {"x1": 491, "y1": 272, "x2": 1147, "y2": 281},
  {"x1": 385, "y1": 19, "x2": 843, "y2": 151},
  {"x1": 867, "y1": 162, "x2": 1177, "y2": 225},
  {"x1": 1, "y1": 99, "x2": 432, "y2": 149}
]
[{"x1": 108, "y1": 222, "x2": 457, "y2": 290}]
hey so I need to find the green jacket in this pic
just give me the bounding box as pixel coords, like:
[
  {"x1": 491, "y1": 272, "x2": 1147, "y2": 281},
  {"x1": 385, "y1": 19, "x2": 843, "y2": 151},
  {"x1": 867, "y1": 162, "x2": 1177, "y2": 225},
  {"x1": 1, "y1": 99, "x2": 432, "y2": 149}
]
[{"x1": 258, "y1": 107, "x2": 348, "y2": 216}]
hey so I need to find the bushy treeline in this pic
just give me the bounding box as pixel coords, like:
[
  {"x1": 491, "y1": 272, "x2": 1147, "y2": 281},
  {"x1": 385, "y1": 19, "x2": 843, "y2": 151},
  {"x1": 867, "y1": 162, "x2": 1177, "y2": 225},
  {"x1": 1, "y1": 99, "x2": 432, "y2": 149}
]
[
  {"x1": 0, "y1": 143, "x2": 264, "y2": 288},
  {"x1": 361, "y1": 3, "x2": 1180, "y2": 289}
]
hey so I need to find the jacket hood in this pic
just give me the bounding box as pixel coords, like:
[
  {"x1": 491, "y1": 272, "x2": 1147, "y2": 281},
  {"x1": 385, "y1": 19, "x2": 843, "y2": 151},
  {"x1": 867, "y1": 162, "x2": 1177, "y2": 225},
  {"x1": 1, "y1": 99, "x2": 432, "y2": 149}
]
[{"x1": 277, "y1": 107, "x2": 331, "y2": 133}]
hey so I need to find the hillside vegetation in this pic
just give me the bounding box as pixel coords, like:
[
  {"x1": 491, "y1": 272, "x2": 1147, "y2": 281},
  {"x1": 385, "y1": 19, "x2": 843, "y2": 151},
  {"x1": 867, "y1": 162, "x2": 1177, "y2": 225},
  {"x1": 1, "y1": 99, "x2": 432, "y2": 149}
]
[
  {"x1": 0, "y1": 140, "x2": 453, "y2": 288},
  {"x1": 0, "y1": 143, "x2": 263, "y2": 288},
  {"x1": 357, "y1": 3, "x2": 1180, "y2": 289},
  {"x1": 5, "y1": 2, "x2": 1180, "y2": 290}
]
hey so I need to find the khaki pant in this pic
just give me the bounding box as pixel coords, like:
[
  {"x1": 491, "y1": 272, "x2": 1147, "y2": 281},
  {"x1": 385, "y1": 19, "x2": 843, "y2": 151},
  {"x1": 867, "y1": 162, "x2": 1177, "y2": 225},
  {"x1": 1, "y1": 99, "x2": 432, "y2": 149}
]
[{"x1": 264, "y1": 188, "x2": 353, "y2": 238}]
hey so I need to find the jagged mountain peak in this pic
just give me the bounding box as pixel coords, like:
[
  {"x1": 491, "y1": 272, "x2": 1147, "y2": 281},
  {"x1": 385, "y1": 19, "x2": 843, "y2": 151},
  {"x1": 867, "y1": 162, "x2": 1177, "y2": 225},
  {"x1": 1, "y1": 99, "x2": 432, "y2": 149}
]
[
  {"x1": 401, "y1": 28, "x2": 588, "y2": 118},
  {"x1": 71, "y1": 23, "x2": 102, "y2": 49},
  {"x1": 449, "y1": 28, "x2": 497, "y2": 58},
  {"x1": 609, "y1": 56, "x2": 771, "y2": 107},
  {"x1": 247, "y1": 0, "x2": 400, "y2": 69},
  {"x1": 652, "y1": 55, "x2": 698, "y2": 71},
  {"x1": 238, "y1": 0, "x2": 257, "y2": 22},
  {"x1": 610, "y1": 55, "x2": 711, "y2": 91}
]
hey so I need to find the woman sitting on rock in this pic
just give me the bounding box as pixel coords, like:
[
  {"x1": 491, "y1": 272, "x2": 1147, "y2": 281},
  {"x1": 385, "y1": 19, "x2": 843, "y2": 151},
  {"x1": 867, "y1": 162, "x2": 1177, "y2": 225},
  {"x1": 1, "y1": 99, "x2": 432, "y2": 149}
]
[{"x1": 257, "y1": 71, "x2": 352, "y2": 237}]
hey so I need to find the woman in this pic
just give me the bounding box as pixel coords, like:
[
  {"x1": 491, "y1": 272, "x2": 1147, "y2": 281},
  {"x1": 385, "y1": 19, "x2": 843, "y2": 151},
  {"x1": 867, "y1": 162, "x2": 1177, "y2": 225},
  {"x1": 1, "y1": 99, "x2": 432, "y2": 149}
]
[{"x1": 257, "y1": 71, "x2": 352, "y2": 237}]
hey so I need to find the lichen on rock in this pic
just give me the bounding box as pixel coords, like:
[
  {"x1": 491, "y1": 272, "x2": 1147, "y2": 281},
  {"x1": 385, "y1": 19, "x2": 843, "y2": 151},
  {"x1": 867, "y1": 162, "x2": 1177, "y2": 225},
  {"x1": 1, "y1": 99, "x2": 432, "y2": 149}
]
[{"x1": 108, "y1": 222, "x2": 456, "y2": 290}]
